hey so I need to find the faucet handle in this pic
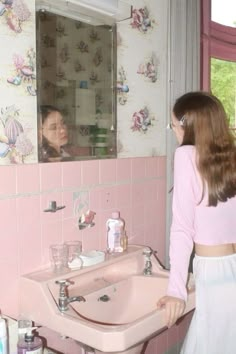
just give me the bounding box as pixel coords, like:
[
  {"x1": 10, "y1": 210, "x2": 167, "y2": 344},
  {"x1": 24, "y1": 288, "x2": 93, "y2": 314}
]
[
  {"x1": 143, "y1": 248, "x2": 153, "y2": 257},
  {"x1": 55, "y1": 279, "x2": 71, "y2": 286},
  {"x1": 55, "y1": 279, "x2": 72, "y2": 296}
]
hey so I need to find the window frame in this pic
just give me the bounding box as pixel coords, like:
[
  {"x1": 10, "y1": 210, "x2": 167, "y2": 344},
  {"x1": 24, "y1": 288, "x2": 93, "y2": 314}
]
[{"x1": 201, "y1": 0, "x2": 236, "y2": 90}]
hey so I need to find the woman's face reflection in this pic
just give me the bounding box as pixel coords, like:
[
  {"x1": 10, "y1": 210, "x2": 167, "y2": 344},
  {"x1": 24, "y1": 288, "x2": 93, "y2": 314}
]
[{"x1": 42, "y1": 111, "x2": 68, "y2": 153}]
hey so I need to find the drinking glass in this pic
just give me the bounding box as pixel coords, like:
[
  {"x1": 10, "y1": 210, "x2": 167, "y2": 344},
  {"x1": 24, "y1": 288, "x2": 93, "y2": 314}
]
[
  {"x1": 64, "y1": 240, "x2": 82, "y2": 264},
  {"x1": 50, "y1": 244, "x2": 68, "y2": 272}
]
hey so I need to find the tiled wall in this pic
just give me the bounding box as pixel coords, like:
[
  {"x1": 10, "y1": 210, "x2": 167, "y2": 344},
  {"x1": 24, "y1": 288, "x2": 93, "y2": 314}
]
[{"x1": 0, "y1": 155, "x2": 193, "y2": 353}]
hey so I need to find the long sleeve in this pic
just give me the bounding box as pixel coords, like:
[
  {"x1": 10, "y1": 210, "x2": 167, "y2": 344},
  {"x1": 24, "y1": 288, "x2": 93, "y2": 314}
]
[{"x1": 167, "y1": 146, "x2": 198, "y2": 301}]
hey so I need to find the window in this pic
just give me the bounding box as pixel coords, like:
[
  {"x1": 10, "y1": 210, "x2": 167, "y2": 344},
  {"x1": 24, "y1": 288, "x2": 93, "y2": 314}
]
[{"x1": 201, "y1": 0, "x2": 236, "y2": 128}]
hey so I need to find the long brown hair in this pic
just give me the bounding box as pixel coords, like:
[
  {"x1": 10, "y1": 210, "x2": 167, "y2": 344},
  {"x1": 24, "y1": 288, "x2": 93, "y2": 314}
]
[
  {"x1": 173, "y1": 91, "x2": 236, "y2": 206},
  {"x1": 39, "y1": 105, "x2": 63, "y2": 161}
]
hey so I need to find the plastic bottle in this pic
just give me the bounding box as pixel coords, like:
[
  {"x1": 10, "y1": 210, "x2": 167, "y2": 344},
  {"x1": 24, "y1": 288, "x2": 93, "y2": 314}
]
[
  {"x1": 18, "y1": 319, "x2": 32, "y2": 341},
  {"x1": 17, "y1": 327, "x2": 42, "y2": 354},
  {"x1": 120, "y1": 230, "x2": 128, "y2": 251},
  {"x1": 0, "y1": 313, "x2": 8, "y2": 354},
  {"x1": 106, "y1": 211, "x2": 125, "y2": 253}
]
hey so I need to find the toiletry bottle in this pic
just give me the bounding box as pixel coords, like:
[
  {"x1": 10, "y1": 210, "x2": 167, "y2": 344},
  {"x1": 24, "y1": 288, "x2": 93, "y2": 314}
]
[
  {"x1": 17, "y1": 327, "x2": 42, "y2": 354},
  {"x1": 18, "y1": 319, "x2": 32, "y2": 341},
  {"x1": 0, "y1": 313, "x2": 8, "y2": 354},
  {"x1": 120, "y1": 230, "x2": 128, "y2": 251},
  {"x1": 106, "y1": 211, "x2": 125, "y2": 253}
]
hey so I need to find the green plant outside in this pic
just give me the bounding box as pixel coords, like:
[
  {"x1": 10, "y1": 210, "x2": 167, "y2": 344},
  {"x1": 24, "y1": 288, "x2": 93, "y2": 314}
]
[{"x1": 211, "y1": 58, "x2": 236, "y2": 128}]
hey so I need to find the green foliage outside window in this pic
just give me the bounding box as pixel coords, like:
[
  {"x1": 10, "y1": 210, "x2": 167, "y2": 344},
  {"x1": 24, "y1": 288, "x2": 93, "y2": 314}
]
[{"x1": 211, "y1": 58, "x2": 236, "y2": 128}]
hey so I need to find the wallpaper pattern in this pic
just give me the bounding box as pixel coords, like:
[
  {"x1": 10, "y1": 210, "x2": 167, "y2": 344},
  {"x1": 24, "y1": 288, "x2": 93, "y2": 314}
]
[
  {"x1": 117, "y1": 0, "x2": 168, "y2": 158},
  {"x1": 0, "y1": 0, "x2": 168, "y2": 164},
  {"x1": 0, "y1": 0, "x2": 37, "y2": 164}
]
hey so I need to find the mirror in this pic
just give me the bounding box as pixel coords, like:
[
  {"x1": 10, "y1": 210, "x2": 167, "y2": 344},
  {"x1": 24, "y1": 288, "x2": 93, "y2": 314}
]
[{"x1": 36, "y1": 9, "x2": 117, "y2": 162}]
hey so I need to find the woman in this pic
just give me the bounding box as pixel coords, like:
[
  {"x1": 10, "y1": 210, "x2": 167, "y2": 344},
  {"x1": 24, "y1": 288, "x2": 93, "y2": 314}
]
[
  {"x1": 157, "y1": 91, "x2": 236, "y2": 353},
  {"x1": 39, "y1": 105, "x2": 70, "y2": 162}
]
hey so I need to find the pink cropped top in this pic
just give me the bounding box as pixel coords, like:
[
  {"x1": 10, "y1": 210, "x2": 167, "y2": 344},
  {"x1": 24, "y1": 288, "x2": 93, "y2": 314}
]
[{"x1": 167, "y1": 145, "x2": 236, "y2": 301}]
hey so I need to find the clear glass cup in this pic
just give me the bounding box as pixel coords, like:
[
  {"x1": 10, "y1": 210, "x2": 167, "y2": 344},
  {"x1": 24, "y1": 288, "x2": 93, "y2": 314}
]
[
  {"x1": 64, "y1": 240, "x2": 82, "y2": 264},
  {"x1": 50, "y1": 244, "x2": 68, "y2": 272}
]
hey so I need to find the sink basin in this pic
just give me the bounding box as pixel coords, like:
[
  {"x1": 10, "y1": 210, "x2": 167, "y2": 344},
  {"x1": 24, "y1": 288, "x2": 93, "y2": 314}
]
[
  {"x1": 71, "y1": 275, "x2": 168, "y2": 325},
  {"x1": 19, "y1": 245, "x2": 195, "y2": 353}
]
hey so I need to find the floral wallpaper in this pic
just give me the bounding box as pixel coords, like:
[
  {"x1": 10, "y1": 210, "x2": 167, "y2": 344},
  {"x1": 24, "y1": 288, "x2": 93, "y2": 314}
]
[
  {"x1": 0, "y1": 0, "x2": 168, "y2": 164},
  {"x1": 0, "y1": 0, "x2": 37, "y2": 164},
  {"x1": 117, "y1": 0, "x2": 168, "y2": 157}
]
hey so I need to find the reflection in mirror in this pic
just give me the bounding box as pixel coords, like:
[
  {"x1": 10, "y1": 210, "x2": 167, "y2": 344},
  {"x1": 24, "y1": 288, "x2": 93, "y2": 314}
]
[{"x1": 36, "y1": 10, "x2": 117, "y2": 162}]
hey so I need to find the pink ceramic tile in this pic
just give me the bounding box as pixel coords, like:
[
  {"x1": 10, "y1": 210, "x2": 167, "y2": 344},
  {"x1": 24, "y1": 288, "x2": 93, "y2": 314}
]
[
  {"x1": 131, "y1": 157, "x2": 146, "y2": 180},
  {"x1": 158, "y1": 156, "x2": 167, "y2": 178},
  {"x1": 151, "y1": 220, "x2": 166, "y2": 264},
  {"x1": 62, "y1": 190, "x2": 75, "y2": 219},
  {"x1": 16, "y1": 164, "x2": 40, "y2": 194},
  {"x1": 62, "y1": 217, "x2": 81, "y2": 243},
  {"x1": 116, "y1": 184, "x2": 131, "y2": 207},
  {"x1": 0, "y1": 199, "x2": 17, "y2": 261},
  {"x1": 41, "y1": 220, "x2": 63, "y2": 265},
  {"x1": 89, "y1": 186, "x2": 101, "y2": 211},
  {"x1": 146, "y1": 157, "x2": 159, "y2": 178},
  {"x1": 98, "y1": 210, "x2": 113, "y2": 249},
  {"x1": 40, "y1": 191, "x2": 64, "y2": 223},
  {"x1": 100, "y1": 186, "x2": 117, "y2": 210},
  {"x1": 0, "y1": 165, "x2": 16, "y2": 195},
  {"x1": 81, "y1": 160, "x2": 99, "y2": 185},
  {"x1": 0, "y1": 261, "x2": 19, "y2": 318},
  {"x1": 117, "y1": 206, "x2": 131, "y2": 235},
  {"x1": 18, "y1": 228, "x2": 42, "y2": 274},
  {"x1": 40, "y1": 162, "x2": 62, "y2": 191},
  {"x1": 81, "y1": 223, "x2": 101, "y2": 251},
  {"x1": 62, "y1": 161, "x2": 81, "y2": 188},
  {"x1": 131, "y1": 182, "x2": 145, "y2": 205},
  {"x1": 130, "y1": 205, "x2": 145, "y2": 243},
  {"x1": 144, "y1": 199, "x2": 160, "y2": 221},
  {"x1": 99, "y1": 158, "x2": 117, "y2": 184},
  {"x1": 143, "y1": 179, "x2": 159, "y2": 202},
  {"x1": 131, "y1": 222, "x2": 145, "y2": 245},
  {"x1": 117, "y1": 158, "x2": 131, "y2": 181},
  {"x1": 157, "y1": 179, "x2": 167, "y2": 208},
  {"x1": 17, "y1": 196, "x2": 42, "y2": 273}
]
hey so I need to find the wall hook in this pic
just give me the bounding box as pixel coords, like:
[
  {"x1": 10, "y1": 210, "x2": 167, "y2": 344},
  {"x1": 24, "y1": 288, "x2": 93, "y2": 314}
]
[{"x1": 44, "y1": 201, "x2": 66, "y2": 213}]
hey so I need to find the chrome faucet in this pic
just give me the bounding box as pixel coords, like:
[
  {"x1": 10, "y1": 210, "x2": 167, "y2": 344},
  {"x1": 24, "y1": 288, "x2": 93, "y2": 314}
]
[
  {"x1": 143, "y1": 248, "x2": 153, "y2": 276},
  {"x1": 55, "y1": 279, "x2": 86, "y2": 312}
]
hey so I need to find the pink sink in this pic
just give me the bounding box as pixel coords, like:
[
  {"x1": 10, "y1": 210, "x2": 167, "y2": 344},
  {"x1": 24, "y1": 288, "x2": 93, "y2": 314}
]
[
  {"x1": 19, "y1": 245, "x2": 195, "y2": 353},
  {"x1": 71, "y1": 275, "x2": 168, "y2": 325}
]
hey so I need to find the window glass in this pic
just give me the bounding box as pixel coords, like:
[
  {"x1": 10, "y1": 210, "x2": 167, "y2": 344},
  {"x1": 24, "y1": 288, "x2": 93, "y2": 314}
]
[
  {"x1": 211, "y1": 58, "x2": 236, "y2": 128},
  {"x1": 211, "y1": 0, "x2": 236, "y2": 27}
]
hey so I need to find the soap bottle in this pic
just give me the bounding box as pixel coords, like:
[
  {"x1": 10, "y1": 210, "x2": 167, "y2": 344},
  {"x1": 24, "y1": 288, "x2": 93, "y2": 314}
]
[
  {"x1": 0, "y1": 313, "x2": 8, "y2": 354},
  {"x1": 106, "y1": 211, "x2": 125, "y2": 253},
  {"x1": 17, "y1": 327, "x2": 43, "y2": 354}
]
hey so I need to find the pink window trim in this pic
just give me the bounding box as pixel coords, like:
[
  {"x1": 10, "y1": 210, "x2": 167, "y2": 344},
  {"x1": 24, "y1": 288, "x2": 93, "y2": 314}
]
[{"x1": 201, "y1": 0, "x2": 236, "y2": 90}]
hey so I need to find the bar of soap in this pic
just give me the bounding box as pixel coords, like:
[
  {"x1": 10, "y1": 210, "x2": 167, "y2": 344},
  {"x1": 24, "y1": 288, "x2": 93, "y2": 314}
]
[{"x1": 79, "y1": 250, "x2": 105, "y2": 266}]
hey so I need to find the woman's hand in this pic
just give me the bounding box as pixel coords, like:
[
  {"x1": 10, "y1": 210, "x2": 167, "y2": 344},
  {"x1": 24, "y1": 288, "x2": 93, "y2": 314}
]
[{"x1": 156, "y1": 296, "x2": 186, "y2": 328}]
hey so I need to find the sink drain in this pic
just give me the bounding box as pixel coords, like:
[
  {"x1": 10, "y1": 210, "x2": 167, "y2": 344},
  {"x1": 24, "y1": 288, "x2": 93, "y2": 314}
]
[{"x1": 98, "y1": 294, "x2": 110, "y2": 302}]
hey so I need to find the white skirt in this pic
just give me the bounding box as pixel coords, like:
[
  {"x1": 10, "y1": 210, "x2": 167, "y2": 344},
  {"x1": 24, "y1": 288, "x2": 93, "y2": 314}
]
[{"x1": 180, "y1": 253, "x2": 236, "y2": 354}]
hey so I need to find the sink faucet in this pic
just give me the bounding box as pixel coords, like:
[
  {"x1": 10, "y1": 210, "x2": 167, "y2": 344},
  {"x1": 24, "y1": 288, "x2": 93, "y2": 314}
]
[
  {"x1": 143, "y1": 248, "x2": 153, "y2": 276},
  {"x1": 55, "y1": 279, "x2": 86, "y2": 312}
]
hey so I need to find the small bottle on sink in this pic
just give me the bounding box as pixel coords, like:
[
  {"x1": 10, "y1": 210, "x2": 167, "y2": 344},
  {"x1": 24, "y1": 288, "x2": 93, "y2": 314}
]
[{"x1": 106, "y1": 211, "x2": 125, "y2": 253}]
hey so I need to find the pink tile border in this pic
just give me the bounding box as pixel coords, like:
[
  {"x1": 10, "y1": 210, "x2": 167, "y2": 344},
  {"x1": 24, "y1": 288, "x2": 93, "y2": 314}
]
[{"x1": 16, "y1": 164, "x2": 40, "y2": 194}]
